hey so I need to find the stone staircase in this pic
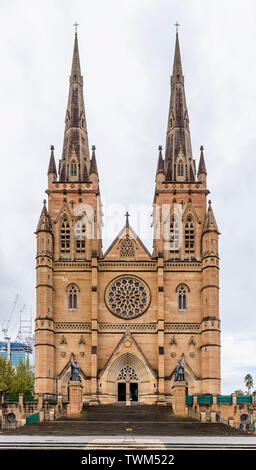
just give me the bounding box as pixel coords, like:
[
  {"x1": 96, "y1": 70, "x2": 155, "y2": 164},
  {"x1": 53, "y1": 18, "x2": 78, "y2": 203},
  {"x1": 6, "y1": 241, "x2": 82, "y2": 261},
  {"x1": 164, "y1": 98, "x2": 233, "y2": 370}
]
[
  {"x1": 80, "y1": 404, "x2": 176, "y2": 422},
  {"x1": 1, "y1": 404, "x2": 250, "y2": 437}
]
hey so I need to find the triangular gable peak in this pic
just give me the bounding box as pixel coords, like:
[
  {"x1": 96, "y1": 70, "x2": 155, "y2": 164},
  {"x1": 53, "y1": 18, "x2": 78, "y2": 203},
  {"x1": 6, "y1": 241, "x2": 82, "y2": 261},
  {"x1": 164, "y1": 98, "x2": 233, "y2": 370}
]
[
  {"x1": 54, "y1": 203, "x2": 74, "y2": 224},
  {"x1": 103, "y1": 222, "x2": 152, "y2": 261},
  {"x1": 98, "y1": 332, "x2": 156, "y2": 380},
  {"x1": 182, "y1": 200, "x2": 201, "y2": 224}
]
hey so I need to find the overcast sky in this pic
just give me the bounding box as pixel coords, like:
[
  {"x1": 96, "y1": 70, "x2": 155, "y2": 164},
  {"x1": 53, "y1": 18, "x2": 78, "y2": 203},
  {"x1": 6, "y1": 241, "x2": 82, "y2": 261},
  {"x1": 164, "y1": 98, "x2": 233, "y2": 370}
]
[{"x1": 0, "y1": 0, "x2": 255, "y2": 394}]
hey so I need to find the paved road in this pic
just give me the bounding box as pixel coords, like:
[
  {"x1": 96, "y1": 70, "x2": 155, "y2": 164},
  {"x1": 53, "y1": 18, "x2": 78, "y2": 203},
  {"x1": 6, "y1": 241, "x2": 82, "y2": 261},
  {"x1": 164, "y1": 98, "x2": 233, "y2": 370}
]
[{"x1": 1, "y1": 434, "x2": 256, "y2": 449}]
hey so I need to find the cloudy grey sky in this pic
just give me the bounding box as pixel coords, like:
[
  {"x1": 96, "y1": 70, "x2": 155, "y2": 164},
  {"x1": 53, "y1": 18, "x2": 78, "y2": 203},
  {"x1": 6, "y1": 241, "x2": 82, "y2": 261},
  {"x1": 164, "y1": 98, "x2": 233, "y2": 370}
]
[{"x1": 0, "y1": 0, "x2": 255, "y2": 394}]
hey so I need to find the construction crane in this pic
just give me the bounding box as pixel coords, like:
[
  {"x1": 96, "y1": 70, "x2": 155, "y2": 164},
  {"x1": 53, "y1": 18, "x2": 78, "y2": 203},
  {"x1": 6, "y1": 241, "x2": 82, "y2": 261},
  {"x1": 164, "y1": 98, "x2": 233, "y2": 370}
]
[
  {"x1": 1, "y1": 294, "x2": 19, "y2": 361},
  {"x1": 15, "y1": 304, "x2": 27, "y2": 342}
]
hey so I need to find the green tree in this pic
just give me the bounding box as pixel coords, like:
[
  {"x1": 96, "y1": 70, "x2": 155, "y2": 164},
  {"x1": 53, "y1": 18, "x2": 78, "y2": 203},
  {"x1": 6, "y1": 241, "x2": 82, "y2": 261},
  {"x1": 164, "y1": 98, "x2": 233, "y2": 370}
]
[
  {"x1": 13, "y1": 357, "x2": 34, "y2": 395},
  {"x1": 0, "y1": 356, "x2": 34, "y2": 395},
  {"x1": 244, "y1": 374, "x2": 254, "y2": 394},
  {"x1": 234, "y1": 389, "x2": 244, "y2": 396},
  {"x1": 0, "y1": 356, "x2": 16, "y2": 393}
]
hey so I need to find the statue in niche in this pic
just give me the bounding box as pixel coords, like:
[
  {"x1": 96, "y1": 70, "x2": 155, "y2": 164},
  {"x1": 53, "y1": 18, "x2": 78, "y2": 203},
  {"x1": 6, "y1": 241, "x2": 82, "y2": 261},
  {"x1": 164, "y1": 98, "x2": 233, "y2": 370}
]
[
  {"x1": 175, "y1": 360, "x2": 185, "y2": 382},
  {"x1": 70, "y1": 355, "x2": 81, "y2": 382}
]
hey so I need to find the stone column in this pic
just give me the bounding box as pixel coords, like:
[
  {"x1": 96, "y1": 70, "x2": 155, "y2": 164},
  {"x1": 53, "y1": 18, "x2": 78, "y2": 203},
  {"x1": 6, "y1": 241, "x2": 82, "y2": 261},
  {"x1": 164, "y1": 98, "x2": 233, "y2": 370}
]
[
  {"x1": 57, "y1": 394, "x2": 63, "y2": 416},
  {"x1": 172, "y1": 381, "x2": 186, "y2": 416},
  {"x1": 232, "y1": 394, "x2": 237, "y2": 406},
  {"x1": 49, "y1": 409, "x2": 55, "y2": 421},
  {"x1": 67, "y1": 381, "x2": 83, "y2": 416},
  {"x1": 156, "y1": 256, "x2": 166, "y2": 405},
  {"x1": 37, "y1": 393, "x2": 43, "y2": 410},
  {"x1": 210, "y1": 410, "x2": 217, "y2": 422},
  {"x1": 19, "y1": 393, "x2": 24, "y2": 407},
  {"x1": 228, "y1": 417, "x2": 234, "y2": 427},
  {"x1": 18, "y1": 393, "x2": 24, "y2": 422},
  {"x1": 212, "y1": 394, "x2": 218, "y2": 409},
  {"x1": 90, "y1": 255, "x2": 99, "y2": 405},
  {"x1": 126, "y1": 380, "x2": 130, "y2": 406},
  {"x1": 193, "y1": 394, "x2": 198, "y2": 410}
]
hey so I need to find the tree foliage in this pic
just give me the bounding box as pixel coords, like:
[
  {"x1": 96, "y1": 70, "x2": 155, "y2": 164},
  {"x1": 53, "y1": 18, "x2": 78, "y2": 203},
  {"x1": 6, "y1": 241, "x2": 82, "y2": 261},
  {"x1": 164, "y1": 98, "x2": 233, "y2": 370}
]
[
  {"x1": 244, "y1": 374, "x2": 254, "y2": 394},
  {"x1": 0, "y1": 356, "x2": 34, "y2": 395},
  {"x1": 0, "y1": 356, "x2": 16, "y2": 393}
]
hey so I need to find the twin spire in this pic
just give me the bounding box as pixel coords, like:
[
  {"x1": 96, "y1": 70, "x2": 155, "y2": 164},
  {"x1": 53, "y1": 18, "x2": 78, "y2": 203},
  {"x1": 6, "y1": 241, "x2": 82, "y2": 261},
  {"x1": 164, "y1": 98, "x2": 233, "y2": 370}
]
[
  {"x1": 48, "y1": 29, "x2": 206, "y2": 185},
  {"x1": 156, "y1": 30, "x2": 207, "y2": 183},
  {"x1": 48, "y1": 31, "x2": 99, "y2": 183}
]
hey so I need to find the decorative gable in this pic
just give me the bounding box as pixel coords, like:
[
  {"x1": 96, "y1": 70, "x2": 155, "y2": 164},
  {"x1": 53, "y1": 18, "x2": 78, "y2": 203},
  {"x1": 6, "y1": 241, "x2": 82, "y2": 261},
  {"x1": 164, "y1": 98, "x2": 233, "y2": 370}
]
[{"x1": 104, "y1": 223, "x2": 152, "y2": 261}]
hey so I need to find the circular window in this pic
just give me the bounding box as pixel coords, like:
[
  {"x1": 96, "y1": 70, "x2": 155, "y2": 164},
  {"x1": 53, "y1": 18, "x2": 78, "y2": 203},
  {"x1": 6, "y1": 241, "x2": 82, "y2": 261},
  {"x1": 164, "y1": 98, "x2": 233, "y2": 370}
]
[
  {"x1": 105, "y1": 275, "x2": 151, "y2": 319},
  {"x1": 7, "y1": 412, "x2": 16, "y2": 423},
  {"x1": 241, "y1": 413, "x2": 249, "y2": 422}
]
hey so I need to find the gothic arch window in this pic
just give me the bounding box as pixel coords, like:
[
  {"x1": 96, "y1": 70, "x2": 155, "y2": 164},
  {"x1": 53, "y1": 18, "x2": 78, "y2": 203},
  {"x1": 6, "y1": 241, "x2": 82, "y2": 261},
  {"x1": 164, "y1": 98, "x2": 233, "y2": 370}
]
[
  {"x1": 170, "y1": 216, "x2": 180, "y2": 252},
  {"x1": 176, "y1": 284, "x2": 189, "y2": 311},
  {"x1": 60, "y1": 217, "x2": 70, "y2": 253},
  {"x1": 177, "y1": 160, "x2": 184, "y2": 177},
  {"x1": 185, "y1": 217, "x2": 194, "y2": 253},
  {"x1": 70, "y1": 160, "x2": 77, "y2": 177},
  {"x1": 118, "y1": 365, "x2": 138, "y2": 381},
  {"x1": 66, "y1": 283, "x2": 80, "y2": 309},
  {"x1": 75, "y1": 220, "x2": 86, "y2": 253},
  {"x1": 120, "y1": 238, "x2": 135, "y2": 257}
]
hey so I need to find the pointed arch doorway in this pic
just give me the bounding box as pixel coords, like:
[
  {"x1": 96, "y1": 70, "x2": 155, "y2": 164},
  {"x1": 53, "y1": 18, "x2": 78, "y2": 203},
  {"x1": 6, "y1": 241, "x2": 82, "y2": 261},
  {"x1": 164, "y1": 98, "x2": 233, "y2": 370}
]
[
  {"x1": 98, "y1": 342, "x2": 157, "y2": 404},
  {"x1": 101, "y1": 352, "x2": 152, "y2": 403},
  {"x1": 117, "y1": 364, "x2": 138, "y2": 402}
]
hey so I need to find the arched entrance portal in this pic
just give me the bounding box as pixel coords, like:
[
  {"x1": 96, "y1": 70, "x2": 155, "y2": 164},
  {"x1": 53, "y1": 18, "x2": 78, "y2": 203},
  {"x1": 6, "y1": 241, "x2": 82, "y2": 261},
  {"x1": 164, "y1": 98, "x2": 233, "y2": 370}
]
[{"x1": 99, "y1": 352, "x2": 156, "y2": 404}]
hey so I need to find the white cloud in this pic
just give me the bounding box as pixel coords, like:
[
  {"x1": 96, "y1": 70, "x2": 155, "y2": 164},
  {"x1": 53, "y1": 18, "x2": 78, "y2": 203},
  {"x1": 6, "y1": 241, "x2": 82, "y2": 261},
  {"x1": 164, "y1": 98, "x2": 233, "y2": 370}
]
[
  {"x1": 222, "y1": 334, "x2": 256, "y2": 393},
  {"x1": 0, "y1": 0, "x2": 255, "y2": 393}
]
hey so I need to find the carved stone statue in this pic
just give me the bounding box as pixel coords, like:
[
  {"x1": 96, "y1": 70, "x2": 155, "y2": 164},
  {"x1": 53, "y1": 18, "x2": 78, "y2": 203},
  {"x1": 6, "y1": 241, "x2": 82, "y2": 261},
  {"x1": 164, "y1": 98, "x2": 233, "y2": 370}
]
[
  {"x1": 70, "y1": 356, "x2": 81, "y2": 382},
  {"x1": 175, "y1": 360, "x2": 185, "y2": 382}
]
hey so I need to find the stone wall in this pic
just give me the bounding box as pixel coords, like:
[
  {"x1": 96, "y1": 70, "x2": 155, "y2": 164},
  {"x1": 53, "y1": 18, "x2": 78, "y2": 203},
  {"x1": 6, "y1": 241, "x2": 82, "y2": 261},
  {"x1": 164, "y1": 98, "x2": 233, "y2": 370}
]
[{"x1": 186, "y1": 393, "x2": 256, "y2": 430}]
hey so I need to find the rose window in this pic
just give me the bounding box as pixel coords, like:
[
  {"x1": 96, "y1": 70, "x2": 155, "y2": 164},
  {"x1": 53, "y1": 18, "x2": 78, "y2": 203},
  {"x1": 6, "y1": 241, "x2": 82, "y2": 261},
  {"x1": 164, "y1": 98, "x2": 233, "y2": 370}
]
[
  {"x1": 105, "y1": 276, "x2": 150, "y2": 319},
  {"x1": 118, "y1": 365, "x2": 138, "y2": 380}
]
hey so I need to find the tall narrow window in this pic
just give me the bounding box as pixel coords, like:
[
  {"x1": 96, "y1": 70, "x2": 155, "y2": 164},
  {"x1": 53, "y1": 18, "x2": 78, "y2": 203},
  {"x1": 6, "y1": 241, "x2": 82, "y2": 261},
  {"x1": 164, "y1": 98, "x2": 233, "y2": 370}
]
[
  {"x1": 70, "y1": 161, "x2": 77, "y2": 177},
  {"x1": 75, "y1": 220, "x2": 86, "y2": 253},
  {"x1": 177, "y1": 285, "x2": 187, "y2": 311},
  {"x1": 185, "y1": 217, "x2": 194, "y2": 253},
  {"x1": 170, "y1": 216, "x2": 180, "y2": 252},
  {"x1": 68, "y1": 284, "x2": 77, "y2": 309},
  {"x1": 177, "y1": 162, "x2": 184, "y2": 176},
  {"x1": 60, "y1": 218, "x2": 70, "y2": 253}
]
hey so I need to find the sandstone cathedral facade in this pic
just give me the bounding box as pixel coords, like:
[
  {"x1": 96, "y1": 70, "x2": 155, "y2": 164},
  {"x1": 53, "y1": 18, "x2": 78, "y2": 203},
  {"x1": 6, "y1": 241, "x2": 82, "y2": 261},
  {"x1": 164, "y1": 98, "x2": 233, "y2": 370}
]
[{"x1": 35, "y1": 31, "x2": 221, "y2": 404}]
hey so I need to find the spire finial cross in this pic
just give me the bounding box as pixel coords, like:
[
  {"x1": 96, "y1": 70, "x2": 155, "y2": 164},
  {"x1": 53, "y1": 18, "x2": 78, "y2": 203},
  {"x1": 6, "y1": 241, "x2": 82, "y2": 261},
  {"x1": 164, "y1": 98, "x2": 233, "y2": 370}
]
[
  {"x1": 73, "y1": 22, "x2": 79, "y2": 33},
  {"x1": 125, "y1": 211, "x2": 130, "y2": 226},
  {"x1": 174, "y1": 22, "x2": 180, "y2": 33}
]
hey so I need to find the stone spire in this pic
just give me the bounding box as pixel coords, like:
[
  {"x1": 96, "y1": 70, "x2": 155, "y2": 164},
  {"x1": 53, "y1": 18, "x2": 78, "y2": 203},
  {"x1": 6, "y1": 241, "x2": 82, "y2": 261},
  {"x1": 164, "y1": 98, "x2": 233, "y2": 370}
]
[
  {"x1": 164, "y1": 31, "x2": 195, "y2": 182},
  {"x1": 172, "y1": 30, "x2": 183, "y2": 83},
  {"x1": 36, "y1": 200, "x2": 52, "y2": 233},
  {"x1": 197, "y1": 145, "x2": 207, "y2": 177},
  {"x1": 59, "y1": 32, "x2": 90, "y2": 181},
  {"x1": 156, "y1": 145, "x2": 164, "y2": 174},
  {"x1": 203, "y1": 200, "x2": 219, "y2": 234},
  {"x1": 47, "y1": 145, "x2": 57, "y2": 176},
  {"x1": 89, "y1": 145, "x2": 98, "y2": 176}
]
